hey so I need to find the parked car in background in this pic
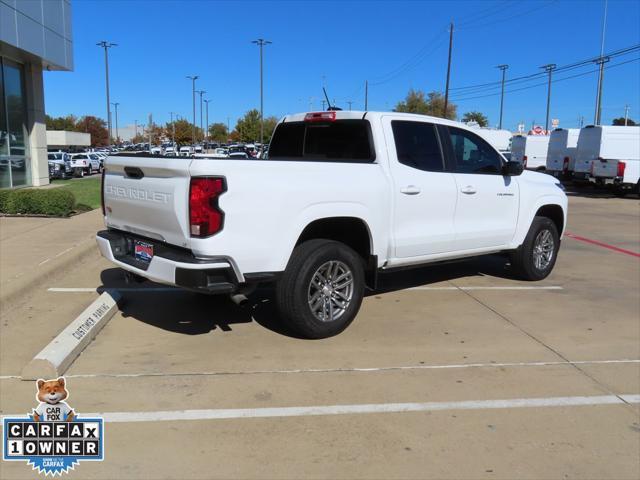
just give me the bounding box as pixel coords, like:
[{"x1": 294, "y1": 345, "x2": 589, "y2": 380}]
[
  {"x1": 70, "y1": 153, "x2": 101, "y2": 177},
  {"x1": 179, "y1": 146, "x2": 194, "y2": 157},
  {"x1": 511, "y1": 135, "x2": 550, "y2": 170},
  {"x1": 99, "y1": 110, "x2": 567, "y2": 338},
  {"x1": 47, "y1": 152, "x2": 72, "y2": 179},
  {"x1": 574, "y1": 125, "x2": 640, "y2": 193},
  {"x1": 546, "y1": 129, "x2": 580, "y2": 179}
]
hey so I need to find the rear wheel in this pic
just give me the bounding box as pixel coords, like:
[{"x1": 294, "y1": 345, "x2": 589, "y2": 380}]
[
  {"x1": 510, "y1": 216, "x2": 560, "y2": 281},
  {"x1": 275, "y1": 239, "x2": 365, "y2": 339}
]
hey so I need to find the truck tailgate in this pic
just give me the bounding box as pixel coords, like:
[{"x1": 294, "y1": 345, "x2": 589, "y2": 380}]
[
  {"x1": 591, "y1": 158, "x2": 618, "y2": 178},
  {"x1": 103, "y1": 155, "x2": 192, "y2": 248}
]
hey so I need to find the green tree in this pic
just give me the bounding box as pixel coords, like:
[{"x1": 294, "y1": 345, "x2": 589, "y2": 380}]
[
  {"x1": 208, "y1": 123, "x2": 229, "y2": 143},
  {"x1": 233, "y1": 109, "x2": 262, "y2": 143},
  {"x1": 394, "y1": 89, "x2": 457, "y2": 120},
  {"x1": 45, "y1": 114, "x2": 78, "y2": 131},
  {"x1": 165, "y1": 119, "x2": 200, "y2": 145},
  {"x1": 146, "y1": 122, "x2": 165, "y2": 145},
  {"x1": 75, "y1": 116, "x2": 108, "y2": 147},
  {"x1": 612, "y1": 117, "x2": 636, "y2": 126},
  {"x1": 462, "y1": 111, "x2": 489, "y2": 127},
  {"x1": 263, "y1": 116, "x2": 279, "y2": 143}
]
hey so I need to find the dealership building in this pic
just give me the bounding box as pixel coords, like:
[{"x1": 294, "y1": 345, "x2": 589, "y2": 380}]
[{"x1": 0, "y1": 0, "x2": 73, "y2": 188}]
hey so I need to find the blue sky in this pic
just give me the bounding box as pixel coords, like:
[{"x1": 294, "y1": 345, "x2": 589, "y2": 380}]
[{"x1": 44, "y1": 0, "x2": 640, "y2": 131}]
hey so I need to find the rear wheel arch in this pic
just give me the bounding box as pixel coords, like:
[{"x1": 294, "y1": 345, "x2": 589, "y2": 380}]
[{"x1": 292, "y1": 217, "x2": 377, "y2": 288}]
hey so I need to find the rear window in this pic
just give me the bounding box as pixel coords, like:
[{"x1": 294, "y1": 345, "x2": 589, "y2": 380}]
[{"x1": 268, "y1": 120, "x2": 374, "y2": 162}]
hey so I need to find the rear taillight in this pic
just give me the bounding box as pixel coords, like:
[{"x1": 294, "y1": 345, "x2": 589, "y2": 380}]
[
  {"x1": 617, "y1": 161, "x2": 626, "y2": 177},
  {"x1": 523, "y1": 155, "x2": 528, "y2": 167},
  {"x1": 100, "y1": 169, "x2": 106, "y2": 215},
  {"x1": 304, "y1": 111, "x2": 336, "y2": 122},
  {"x1": 563, "y1": 156, "x2": 569, "y2": 172},
  {"x1": 189, "y1": 177, "x2": 226, "y2": 237}
]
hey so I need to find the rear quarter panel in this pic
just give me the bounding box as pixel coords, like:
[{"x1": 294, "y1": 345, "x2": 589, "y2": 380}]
[{"x1": 188, "y1": 159, "x2": 391, "y2": 273}]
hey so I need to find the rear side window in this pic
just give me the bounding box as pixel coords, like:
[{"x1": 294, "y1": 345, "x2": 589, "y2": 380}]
[
  {"x1": 269, "y1": 120, "x2": 374, "y2": 162},
  {"x1": 447, "y1": 126, "x2": 503, "y2": 174},
  {"x1": 391, "y1": 121, "x2": 444, "y2": 172}
]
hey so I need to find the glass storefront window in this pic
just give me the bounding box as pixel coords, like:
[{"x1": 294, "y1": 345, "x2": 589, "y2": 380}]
[{"x1": 0, "y1": 57, "x2": 30, "y2": 188}]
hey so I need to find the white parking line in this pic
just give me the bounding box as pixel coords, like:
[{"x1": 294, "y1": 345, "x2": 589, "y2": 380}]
[
  {"x1": 409, "y1": 286, "x2": 563, "y2": 291},
  {"x1": 0, "y1": 359, "x2": 636, "y2": 380},
  {"x1": 2, "y1": 394, "x2": 637, "y2": 424},
  {"x1": 48, "y1": 285, "x2": 564, "y2": 293}
]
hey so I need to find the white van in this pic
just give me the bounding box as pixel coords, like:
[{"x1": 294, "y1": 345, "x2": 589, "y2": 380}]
[
  {"x1": 574, "y1": 125, "x2": 640, "y2": 192},
  {"x1": 511, "y1": 135, "x2": 550, "y2": 170},
  {"x1": 471, "y1": 128, "x2": 513, "y2": 157},
  {"x1": 546, "y1": 129, "x2": 580, "y2": 179}
]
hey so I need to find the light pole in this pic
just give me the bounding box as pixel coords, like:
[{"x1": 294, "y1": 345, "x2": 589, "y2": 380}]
[
  {"x1": 111, "y1": 102, "x2": 120, "y2": 143},
  {"x1": 496, "y1": 65, "x2": 508, "y2": 130},
  {"x1": 196, "y1": 90, "x2": 206, "y2": 142},
  {"x1": 204, "y1": 99, "x2": 212, "y2": 143},
  {"x1": 540, "y1": 64, "x2": 557, "y2": 133},
  {"x1": 169, "y1": 111, "x2": 176, "y2": 146},
  {"x1": 186, "y1": 75, "x2": 198, "y2": 146},
  {"x1": 96, "y1": 41, "x2": 117, "y2": 149},
  {"x1": 252, "y1": 38, "x2": 272, "y2": 144}
]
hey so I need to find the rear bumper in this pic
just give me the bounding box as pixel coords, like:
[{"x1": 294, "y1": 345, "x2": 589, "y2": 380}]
[{"x1": 96, "y1": 229, "x2": 245, "y2": 294}]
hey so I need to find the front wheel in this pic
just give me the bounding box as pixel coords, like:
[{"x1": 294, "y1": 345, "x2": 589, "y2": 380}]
[
  {"x1": 275, "y1": 239, "x2": 365, "y2": 339},
  {"x1": 510, "y1": 216, "x2": 560, "y2": 281}
]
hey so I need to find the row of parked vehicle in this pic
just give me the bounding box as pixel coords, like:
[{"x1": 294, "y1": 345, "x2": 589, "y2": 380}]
[
  {"x1": 510, "y1": 125, "x2": 640, "y2": 194},
  {"x1": 47, "y1": 150, "x2": 107, "y2": 179}
]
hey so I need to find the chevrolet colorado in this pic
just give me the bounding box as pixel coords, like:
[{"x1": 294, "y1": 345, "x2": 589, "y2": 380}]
[{"x1": 97, "y1": 111, "x2": 567, "y2": 338}]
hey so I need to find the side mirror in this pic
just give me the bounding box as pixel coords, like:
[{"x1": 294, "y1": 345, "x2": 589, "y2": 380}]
[{"x1": 502, "y1": 160, "x2": 524, "y2": 176}]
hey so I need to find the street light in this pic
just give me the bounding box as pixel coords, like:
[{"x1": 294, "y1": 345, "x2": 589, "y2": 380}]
[
  {"x1": 204, "y1": 99, "x2": 212, "y2": 143},
  {"x1": 196, "y1": 90, "x2": 206, "y2": 142},
  {"x1": 96, "y1": 41, "x2": 117, "y2": 149},
  {"x1": 186, "y1": 75, "x2": 198, "y2": 145},
  {"x1": 169, "y1": 111, "x2": 177, "y2": 146},
  {"x1": 252, "y1": 38, "x2": 272, "y2": 144},
  {"x1": 111, "y1": 102, "x2": 120, "y2": 144}
]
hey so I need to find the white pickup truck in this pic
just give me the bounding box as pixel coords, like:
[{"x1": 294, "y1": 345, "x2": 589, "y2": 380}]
[{"x1": 97, "y1": 111, "x2": 567, "y2": 338}]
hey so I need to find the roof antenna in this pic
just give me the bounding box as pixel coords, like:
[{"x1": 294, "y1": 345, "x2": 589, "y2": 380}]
[{"x1": 323, "y1": 87, "x2": 342, "y2": 111}]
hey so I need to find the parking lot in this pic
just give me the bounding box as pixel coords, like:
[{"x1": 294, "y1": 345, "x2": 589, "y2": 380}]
[{"x1": 1, "y1": 191, "x2": 638, "y2": 479}]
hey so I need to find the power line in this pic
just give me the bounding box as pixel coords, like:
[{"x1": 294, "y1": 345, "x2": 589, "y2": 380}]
[
  {"x1": 457, "y1": 0, "x2": 557, "y2": 30},
  {"x1": 451, "y1": 56, "x2": 640, "y2": 102},
  {"x1": 449, "y1": 43, "x2": 640, "y2": 93}
]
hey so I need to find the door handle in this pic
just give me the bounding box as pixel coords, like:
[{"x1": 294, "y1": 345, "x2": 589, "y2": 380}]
[
  {"x1": 461, "y1": 185, "x2": 477, "y2": 195},
  {"x1": 400, "y1": 185, "x2": 421, "y2": 195}
]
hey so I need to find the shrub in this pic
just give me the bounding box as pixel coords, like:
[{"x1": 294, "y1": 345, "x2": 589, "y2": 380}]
[{"x1": 0, "y1": 188, "x2": 76, "y2": 216}]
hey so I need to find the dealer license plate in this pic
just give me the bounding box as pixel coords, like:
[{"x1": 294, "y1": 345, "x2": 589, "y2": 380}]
[{"x1": 134, "y1": 240, "x2": 154, "y2": 263}]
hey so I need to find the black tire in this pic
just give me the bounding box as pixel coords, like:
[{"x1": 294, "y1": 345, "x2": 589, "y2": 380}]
[
  {"x1": 510, "y1": 216, "x2": 560, "y2": 281},
  {"x1": 275, "y1": 239, "x2": 365, "y2": 339}
]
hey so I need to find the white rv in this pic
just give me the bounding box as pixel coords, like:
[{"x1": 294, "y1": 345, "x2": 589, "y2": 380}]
[
  {"x1": 511, "y1": 135, "x2": 550, "y2": 170},
  {"x1": 546, "y1": 129, "x2": 580, "y2": 179},
  {"x1": 574, "y1": 125, "x2": 640, "y2": 192}
]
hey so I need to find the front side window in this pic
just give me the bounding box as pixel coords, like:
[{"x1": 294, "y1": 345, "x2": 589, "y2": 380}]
[
  {"x1": 391, "y1": 120, "x2": 444, "y2": 172},
  {"x1": 448, "y1": 126, "x2": 502, "y2": 174}
]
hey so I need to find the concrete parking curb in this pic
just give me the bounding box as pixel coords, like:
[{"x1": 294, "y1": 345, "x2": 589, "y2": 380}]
[
  {"x1": 0, "y1": 236, "x2": 98, "y2": 314},
  {"x1": 21, "y1": 290, "x2": 121, "y2": 380}
]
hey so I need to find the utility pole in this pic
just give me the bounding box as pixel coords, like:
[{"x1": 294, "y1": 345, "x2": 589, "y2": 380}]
[
  {"x1": 624, "y1": 105, "x2": 630, "y2": 125},
  {"x1": 204, "y1": 99, "x2": 212, "y2": 143},
  {"x1": 540, "y1": 64, "x2": 557, "y2": 132},
  {"x1": 496, "y1": 65, "x2": 508, "y2": 129},
  {"x1": 134, "y1": 119, "x2": 138, "y2": 141},
  {"x1": 594, "y1": 0, "x2": 609, "y2": 125},
  {"x1": 169, "y1": 112, "x2": 176, "y2": 146},
  {"x1": 347, "y1": 101, "x2": 353, "y2": 111},
  {"x1": 111, "y1": 102, "x2": 120, "y2": 143},
  {"x1": 227, "y1": 117, "x2": 230, "y2": 134},
  {"x1": 364, "y1": 80, "x2": 368, "y2": 110},
  {"x1": 443, "y1": 22, "x2": 454, "y2": 118},
  {"x1": 196, "y1": 90, "x2": 206, "y2": 142},
  {"x1": 148, "y1": 113, "x2": 152, "y2": 151},
  {"x1": 186, "y1": 75, "x2": 198, "y2": 146},
  {"x1": 96, "y1": 41, "x2": 117, "y2": 149},
  {"x1": 252, "y1": 38, "x2": 272, "y2": 145}
]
